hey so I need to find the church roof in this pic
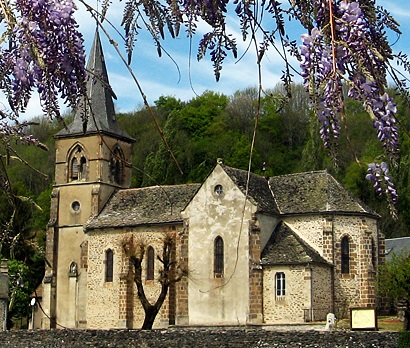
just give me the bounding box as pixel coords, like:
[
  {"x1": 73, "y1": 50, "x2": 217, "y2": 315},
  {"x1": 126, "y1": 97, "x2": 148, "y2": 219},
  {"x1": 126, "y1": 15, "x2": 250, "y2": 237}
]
[
  {"x1": 269, "y1": 170, "x2": 377, "y2": 216},
  {"x1": 385, "y1": 237, "x2": 410, "y2": 261},
  {"x1": 219, "y1": 165, "x2": 375, "y2": 217},
  {"x1": 85, "y1": 166, "x2": 376, "y2": 231},
  {"x1": 55, "y1": 30, "x2": 134, "y2": 142},
  {"x1": 261, "y1": 221, "x2": 330, "y2": 266},
  {"x1": 220, "y1": 164, "x2": 279, "y2": 215},
  {"x1": 85, "y1": 184, "x2": 201, "y2": 230}
]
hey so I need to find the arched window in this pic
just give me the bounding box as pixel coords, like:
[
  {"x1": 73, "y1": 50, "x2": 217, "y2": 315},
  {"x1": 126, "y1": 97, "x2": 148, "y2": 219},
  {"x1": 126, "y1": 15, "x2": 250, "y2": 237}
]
[
  {"x1": 79, "y1": 156, "x2": 87, "y2": 180},
  {"x1": 371, "y1": 238, "x2": 377, "y2": 269},
  {"x1": 146, "y1": 246, "x2": 155, "y2": 280},
  {"x1": 105, "y1": 249, "x2": 113, "y2": 282},
  {"x1": 71, "y1": 157, "x2": 79, "y2": 180},
  {"x1": 69, "y1": 261, "x2": 78, "y2": 277},
  {"x1": 115, "y1": 158, "x2": 122, "y2": 184},
  {"x1": 214, "y1": 236, "x2": 224, "y2": 277},
  {"x1": 110, "y1": 146, "x2": 125, "y2": 185},
  {"x1": 341, "y1": 236, "x2": 350, "y2": 274},
  {"x1": 69, "y1": 145, "x2": 87, "y2": 182},
  {"x1": 275, "y1": 272, "x2": 286, "y2": 298}
]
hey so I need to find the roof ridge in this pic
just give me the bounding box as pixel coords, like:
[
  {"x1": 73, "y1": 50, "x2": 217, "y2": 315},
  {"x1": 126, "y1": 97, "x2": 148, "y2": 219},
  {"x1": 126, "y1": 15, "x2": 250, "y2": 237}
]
[
  {"x1": 220, "y1": 163, "x2": 329, "y2": 180},
  {"x1": 271, "y1": 170, "x2": 328, "y2": 179},
  {"x1": 118, "y1": 183, "x2": 201, "y2": 192},
  {"x1": 85, "y1": 183, "x2": 201, "y2": 230},
  {"x1": 269, "y1": 169, "x2": 378, "y2": 216},
  {"x1": 220, "y1": 163, "x2": 263, "y2": 178},
  {"x1": 220, "y1": 163, "x2": 279, "y2": 215},
  {"x1": 386, "y1": 236, "x2": 410, "y2": 241}
]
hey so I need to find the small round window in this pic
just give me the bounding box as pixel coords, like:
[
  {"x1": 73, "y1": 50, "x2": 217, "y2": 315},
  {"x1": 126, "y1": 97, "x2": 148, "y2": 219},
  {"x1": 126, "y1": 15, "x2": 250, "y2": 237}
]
[
  {"x1": 214, "y1": 184, "x2": 223, "y2": 195},
  {"x1": 71, "y1": 201, "x2": 81, "y2": 212}
]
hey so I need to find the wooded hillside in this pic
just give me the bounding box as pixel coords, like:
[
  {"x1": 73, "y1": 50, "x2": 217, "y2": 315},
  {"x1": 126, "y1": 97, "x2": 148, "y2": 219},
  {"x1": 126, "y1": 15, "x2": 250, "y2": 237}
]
[{"x1": 3, "y1": 84, "x2": 410, "y2": 243}]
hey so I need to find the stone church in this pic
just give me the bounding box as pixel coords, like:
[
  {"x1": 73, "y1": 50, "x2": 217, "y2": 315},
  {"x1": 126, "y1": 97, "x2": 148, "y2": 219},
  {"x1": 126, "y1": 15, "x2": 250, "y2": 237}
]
[{"x1": 39, "y1": 30, "x2": 384, "y2": 329}]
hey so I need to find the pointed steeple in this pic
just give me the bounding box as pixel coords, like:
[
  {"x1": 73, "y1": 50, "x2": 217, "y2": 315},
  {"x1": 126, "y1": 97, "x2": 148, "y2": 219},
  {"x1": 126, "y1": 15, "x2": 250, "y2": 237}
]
[{"x1": 56, "y1": 30, "x2": 134, "y2": 141}]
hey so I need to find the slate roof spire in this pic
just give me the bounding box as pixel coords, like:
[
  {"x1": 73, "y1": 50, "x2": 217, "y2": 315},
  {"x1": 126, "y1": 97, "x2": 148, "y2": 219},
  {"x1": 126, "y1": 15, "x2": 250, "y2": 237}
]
[{"x1": 55, "y1": 29, "x2": 134, "y2": 141}]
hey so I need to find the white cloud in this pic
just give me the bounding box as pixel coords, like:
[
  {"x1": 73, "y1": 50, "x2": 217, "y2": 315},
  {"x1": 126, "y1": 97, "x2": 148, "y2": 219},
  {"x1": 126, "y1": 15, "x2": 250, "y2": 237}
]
[{"x1": 0, "y1": 91, "x2": 70, "y2": 122}]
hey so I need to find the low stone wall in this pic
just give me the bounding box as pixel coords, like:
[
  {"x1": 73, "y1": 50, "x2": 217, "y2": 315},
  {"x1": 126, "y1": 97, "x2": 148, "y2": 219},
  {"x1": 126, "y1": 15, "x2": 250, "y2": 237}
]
[{"x1": 0, "y1": 328, "x2": 400, "y2": 347}]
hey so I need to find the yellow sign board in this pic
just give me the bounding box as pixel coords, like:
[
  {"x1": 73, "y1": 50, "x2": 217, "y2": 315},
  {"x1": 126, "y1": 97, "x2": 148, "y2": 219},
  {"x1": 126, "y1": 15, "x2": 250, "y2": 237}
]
[{"x1": 350, "y1": 308, "x2": 378, "y2": 331}]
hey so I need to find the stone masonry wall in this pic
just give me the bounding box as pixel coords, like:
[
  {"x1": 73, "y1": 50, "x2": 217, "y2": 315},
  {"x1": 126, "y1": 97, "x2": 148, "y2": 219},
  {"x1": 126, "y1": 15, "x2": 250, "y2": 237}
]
[
  {"x1": 332, "y1": 216, "x2": 378, "y2": 313},
  {"x1": 285, "y1": 214, "x2": 380, "y2": 317},
  {"x1": 248, "y1": 215, "x2": 263, "y2": 324},
  {"x1": 175, "y1": 220, "x2": 189, "y2": 325},
  {"x1": 0, "y1": 329, "x2": 399, "y2": 348},
  {"x1": 263, "y1": 265, "x2": 332, "y2": 324},
  {"x1": 284, "y1": 216, "x2": 325, "y2": 254},
  {"x1": 87, "y1": 224, "x2": 180, "y2": 329},
  {"x1": 263, "y1": 265, "x2": 310, "y2": 324},
  {"x1": 311, "y1": 264, "x2": 332, "y2": 321},
  {"x1": 0, "y1": 299, "x2": 6, "y2": 331}
]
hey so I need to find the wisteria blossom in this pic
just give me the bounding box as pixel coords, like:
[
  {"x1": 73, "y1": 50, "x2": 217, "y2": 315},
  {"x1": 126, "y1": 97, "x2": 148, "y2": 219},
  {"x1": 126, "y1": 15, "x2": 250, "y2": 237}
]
[
  {"x1": 0, "y1": 0, "x2": 86, "y2": 121},
  {"x1": 366, "y1": 162, "x2": 398, "y2": 217},
  {"x1": 0, "y1": 0, "x2": 87, "y2": 207},
  {"x1": 0, "y1": 0, "x2": 87, "y2": 260},
  {"x1": 298, "y1": 0, "x2": 401, "y2": 209}
]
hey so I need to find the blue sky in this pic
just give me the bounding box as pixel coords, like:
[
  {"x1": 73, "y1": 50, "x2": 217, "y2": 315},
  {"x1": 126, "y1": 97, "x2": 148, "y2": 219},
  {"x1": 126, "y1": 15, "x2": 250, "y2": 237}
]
[{"x1": 8, "y1": 0, "x2": 410, "y2": 120}]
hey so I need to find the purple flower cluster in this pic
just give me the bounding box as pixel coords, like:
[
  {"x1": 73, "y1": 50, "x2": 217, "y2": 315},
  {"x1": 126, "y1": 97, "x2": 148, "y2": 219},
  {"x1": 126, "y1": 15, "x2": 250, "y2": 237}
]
[
  {"x1": 299, "y1": 0, "x2": 400, "y2": 207},
  {"x1": 182, "y1": 0, "x2": 229, "y2": 27},
  {"x1": 0, "y1": 120, "x2": 42, "y2": 147},
  {"x1": 0, "y1": 0, "x2": 87, "y2": 119},
  {"x1": 0, "y1": 228, "x2": 13, "y2": 243},
  {"x1": 337, "y1": 1, "x2": 399, "y2": 157},
  {"x1": 366, "y1": 162, "x2": 398, "y2": 206},
  {"x1": 349, "y1": 85, "x2": 399, "y2": 157},
  {"x1": 300, "y1": 1, "x2": 399, "y2": 153},
  {"x1": 300, "y1": 27, "x2": 341, "y2": 151}
]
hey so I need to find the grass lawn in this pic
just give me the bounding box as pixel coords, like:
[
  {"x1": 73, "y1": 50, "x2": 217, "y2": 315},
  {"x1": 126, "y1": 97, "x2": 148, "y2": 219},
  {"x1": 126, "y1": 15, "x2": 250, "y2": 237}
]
[{"x1": 337, "y1": 316, "x2": 403, "y2": 331}]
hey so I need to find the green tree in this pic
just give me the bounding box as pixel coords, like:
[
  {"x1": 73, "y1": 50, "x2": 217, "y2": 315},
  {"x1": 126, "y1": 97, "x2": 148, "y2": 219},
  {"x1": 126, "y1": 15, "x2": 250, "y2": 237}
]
[
  {"x1": 7, "y1": 259, "x2": 37, "y2": 329},
  {"x1": 379, "y1": 253, "x2": 410, "y2": 330},
  {"x1": 178, "y1": 91, "x2": 229, "y2": 139},
  {"x1": 142, "y1": 91, "x2": 230, "y2": 186},
  {"x1": 8, "y1": 260, "x2": 30, "y2": 327},
  {"x1": 117, "y1": 96, "x2": 184, "y2": 187},
  {"x1": 224, "y1": 87, "x2": 259, "y2": 140}
]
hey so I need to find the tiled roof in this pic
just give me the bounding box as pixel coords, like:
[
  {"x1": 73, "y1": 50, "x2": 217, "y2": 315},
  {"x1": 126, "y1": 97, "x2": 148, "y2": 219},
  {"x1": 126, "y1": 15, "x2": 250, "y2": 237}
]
[
  {"x1": 261, "y1": 221, "x2": 330, "y2": 265},
  {"x1": 385, "y1": 237, "x2": 410, "y2": 261},
  {"x1": 269, "y1": 170, "x2": 376, "y2": 215},
  {"x1": 221, "y1": 164, "x2": 279, "y2": 214},
  {"x1": 86, "y1": 166, "x2": 376, "y2": 231},
  {"x1": 85, "y1": 184, "x2": 200, "y2": 230}
]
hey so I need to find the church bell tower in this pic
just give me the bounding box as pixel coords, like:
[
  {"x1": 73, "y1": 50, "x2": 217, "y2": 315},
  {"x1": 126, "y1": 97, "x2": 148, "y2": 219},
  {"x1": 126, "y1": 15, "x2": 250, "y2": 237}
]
[{"x1": 42, "y1": 30, "x2": 135, "y2": 328}]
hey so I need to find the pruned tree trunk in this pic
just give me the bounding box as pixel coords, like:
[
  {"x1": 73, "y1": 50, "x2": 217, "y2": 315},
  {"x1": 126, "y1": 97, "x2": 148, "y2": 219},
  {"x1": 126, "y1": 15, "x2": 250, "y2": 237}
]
[
  {"x1": 132, "y1": 254, "x2": 170, "y2": 330},
  {"x1": 128, "y1": 234, "x2": 186, "y2": 330}
]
